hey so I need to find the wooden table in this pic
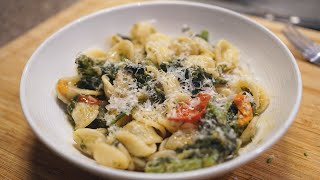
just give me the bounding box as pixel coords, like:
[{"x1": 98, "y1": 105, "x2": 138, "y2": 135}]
[{"x1": 1, "y1": 0, "x2": 320, "y2": 179}]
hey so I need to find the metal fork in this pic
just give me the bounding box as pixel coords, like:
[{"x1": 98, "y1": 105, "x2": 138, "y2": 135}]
[{"x1": 283, "y1": 24, "x2": 320, "y2": 65}]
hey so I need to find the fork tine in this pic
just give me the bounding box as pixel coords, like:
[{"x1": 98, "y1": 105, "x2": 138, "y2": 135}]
[
  {"x1": 283, "y1": 25, "x2": 308, "y2": 52},
  {"x1": 287, "y1": 25, "x2": 315, "y2": 49}
]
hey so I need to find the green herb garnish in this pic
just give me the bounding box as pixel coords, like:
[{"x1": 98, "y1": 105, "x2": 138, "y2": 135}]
[
  {"x1": 266, "y1": 155, "x2": 274, "y2": 164},
  {"x1": 110, "y1": 112, "x2": 126, "y2": 125},
  {"x1": 197, "y1": 30, "x2": 209, "y2": 41}
]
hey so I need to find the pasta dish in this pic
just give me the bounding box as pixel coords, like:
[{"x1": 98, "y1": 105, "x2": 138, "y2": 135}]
[{"x1": 56, "y1": 22, "x2": 269, "y2": 172}]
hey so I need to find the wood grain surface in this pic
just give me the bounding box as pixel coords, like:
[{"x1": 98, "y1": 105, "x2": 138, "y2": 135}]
[{"x1": 0, "y1": 0, "x2": 319, "y2": 179}]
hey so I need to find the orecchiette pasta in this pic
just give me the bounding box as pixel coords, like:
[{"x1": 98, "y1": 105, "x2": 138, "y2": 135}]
[
  {"x1": 93, "y1": 142, "x2": 130, "y2": 169},
  {"x1": 115, "y1": 130, "x2": 157, "y2": 157},
  {"x1": 194, "y1": 37, "x2": 215, "y2": 58},
  {"x1": 130, "y1": 22, "x2": 157, "y2": 45},
  {"x1": 56, "y1": 76, "x2": 102, "y2": 104},
  {"x1": 164, "y1": 129, "x2": 196, "y2": 150},
  {"x1": 145, "y1": 33, "x2": 173, "y2": 65},
  {"x1": 183, "y1": 55, "x2": 217, "y2": 76},
  {"x1": 57, "y1": 22, "x2": 269, "y2": 173},
  {"x1": 72, "y1": 102, "x2": 99, "y2": 129},
  {"x1": 170, "y1": 36, "x2": 200, "y2": 56},
  {"x1": 105, "y1": 40, "x2": 135, "y2": 62},
  {"x1": 83, "y1": 48, "x2": 107, "y2": 60},
  {"x1": 73, "y1": 128, "x2": 106, "y2": 155},
  {"x1": 233, "y1": 79, "x2": 269, "y2": 114},
  {"x1": 101, "y1": 75, "x2": 114, "y2": 97},
  {"x1": 123, "y1": 121, "x2": 162, "y2": 144},
  {"x1": 215, "y1": 39, "x2": 239, "y2": 70}
]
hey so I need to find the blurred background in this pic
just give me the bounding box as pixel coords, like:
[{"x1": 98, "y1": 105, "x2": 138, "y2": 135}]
[
  {"x1": 1, "y1": 0, "x2": 319, "y2": 47},
  {"x1": 0, "y1": 0, "x2": 75, "y2": 46}
]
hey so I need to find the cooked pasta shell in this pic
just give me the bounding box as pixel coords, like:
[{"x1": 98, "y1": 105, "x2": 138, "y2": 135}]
[
  {"x1": 165, "y1": 129, "x2": 196, "y2": 150},
  {"x1": 123, "y1": 121, "x2": 162, "y2": 145},
  {"x1": 132, "y1": 109, "x2": 167, "y2": 137},
  {"x1": 130, "y1": 22, "x2": 156, "y2": 45},
  {"x1": 233, "y1": 79, "x2": 269, "y2": 114},
  {"x1": 148, "y1": 150, "x2": 176, "y2": 161},
  {"x1": 56, "y1": 76, "x2": 102, "y2": 104},
  {"x1": 216, "y1": 87, "x2": 232, "y2": 97},
  {"x1": 105, "y1": 40, "x2": 135, "y2": 62},
  {"x1": 157, "y1": 116, "x2": 182, "y2": 133},
  {"x1": 158, "y1": 138, "x2": 168, "y2": 151},
  {"x1": 194, "y1": 37, "x2": 215, "y2": 58},
  {"x1": 93, "y1": 142, "x2": 130, "y2": 169},
  {"x1": 132, "y1": 43, "x2": 146, "y2": 64},
  {"x1": 256, "y1": 84, "x2": 269, "y2": 114},
  {"x1": 101, "y1": 75, "x2": 114, "y2": 97},
  {"x1": 73, "y1": 128, "x2": 106, "y2": 155},
  {"x1": 83, "y1": 48, "x2": 107, "y2": 60},
  {"x1": 115, "y1": 130, "x2": 157, "y2": 157},
  {"x1": 214, "y1": 39, "x2": 239, "y2": 70},
  {"x1": 111, "y1": 34, "x2": 123, "y2": 46},
  {"x1": 72, "y1": 102, "x2": 100, "y2": 129},
  {"x1": 116, "y1": 143, "x2": 135, "y2": 170},
  {"x1": 145, "y1": 33, "x2": 173, "y2": 65},
  {"x1": 158, "y1": 72, "x2": 181, "y2": 95},
  {"x1": 183, "y1": 55, "x2": 217, "y2": 76},
  {"x1": 240, "y1": 116, "x2": 259, "y2": 144},
  {"x1": 171, "y1": 36, "x2": 199, "y2": 56},
  {"x1": 132, "y1": 157, "x2": 146, "y2": 171}
]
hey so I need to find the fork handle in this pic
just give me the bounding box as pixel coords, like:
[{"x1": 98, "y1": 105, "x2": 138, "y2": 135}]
[{"x1": 311, "y1": 52, "x2": 320, "y2": 65}]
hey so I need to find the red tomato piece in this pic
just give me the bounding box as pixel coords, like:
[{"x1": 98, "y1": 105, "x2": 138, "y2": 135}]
[
  {"x1": 168, "y1": 93, "x2": 211, "y2": 123},
  {"x1": 77, "y1": 95, "x2": 100, "y2": 105}
]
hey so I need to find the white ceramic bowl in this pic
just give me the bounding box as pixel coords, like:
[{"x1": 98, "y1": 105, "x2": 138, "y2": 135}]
[{"x1": 20, "y1": 1, "x2": 302, "y2": 179}]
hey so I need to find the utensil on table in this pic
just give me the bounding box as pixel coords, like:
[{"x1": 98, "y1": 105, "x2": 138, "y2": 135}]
[{"x1": 283, "y1": 24, "x2": 320, "y2": 65}]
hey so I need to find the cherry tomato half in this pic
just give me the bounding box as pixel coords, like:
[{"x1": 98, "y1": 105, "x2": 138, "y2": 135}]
[{"x1": 168, "y1": 93, "x2": 211, "y2": 123}]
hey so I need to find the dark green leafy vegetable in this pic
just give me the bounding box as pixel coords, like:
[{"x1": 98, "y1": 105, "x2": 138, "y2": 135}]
[
  {"x1": 215, "y1": 77, "x2": 228, "y2": 85},
  {"x1": 76, "y1": 55, "x2": 119, "y2": 88},
  {"x1": 145, "y1": 157, "x2": 204, "y2": 173},
  {"x1": 76, "y1": 76, "x2": 102, "y2": 90},
  {"x1": 86, "y1": 119, "x2": 107, "y2": 129},
  {"x1": 145, "y1": 133, "x2": 233, "y2": 173},
  {"x1": 176, "y1": 129, "x2": 238, "y2": 160},
  {"x1": 66, "y1": 96, "x2": 78, "y2": 116},
  {"x1": 205, "y1": 102, "x2": 227, "y2": 124},
  {"x1": 159, "y1": 59, "x2": 184, "y2": 72},
  {"x1": 124, "y1": 64, "x2": 152, "y2": 88},
  {"x1": 226, "y1": 102, "x2": 238, "y2": 122},
  {"x1": 185, "y1": 66, "x2": 215, "y2": 95},
  {"x1": 124, "y1": 63, "x2": 166, "y2": 104},
  {"x1": 101, "y1": 63, "x2": 119, "y2": 83},
  {"x1": 148, "y1": 83, "x2": 166, "y2": 104},
  {"x1": 76, "y1": 55, "x2": 104, "y2": 76},
  {"x1": 160, "y1": 59, "x2": 227, "y2": 95},
  {"x1": 146, "y1": 102, "x2": 240, "y2": 173}
]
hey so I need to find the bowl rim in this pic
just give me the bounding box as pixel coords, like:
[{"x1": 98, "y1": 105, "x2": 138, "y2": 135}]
[{"x1": 20, "y1": 1, "x2": 302, "y2": 179}]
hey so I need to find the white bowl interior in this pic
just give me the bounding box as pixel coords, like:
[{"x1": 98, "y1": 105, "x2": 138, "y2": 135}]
[{"x1": 20, "y1": 1, "x2": 301, "y2": 179}]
